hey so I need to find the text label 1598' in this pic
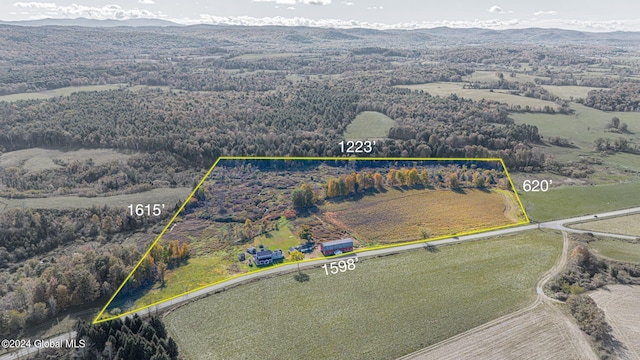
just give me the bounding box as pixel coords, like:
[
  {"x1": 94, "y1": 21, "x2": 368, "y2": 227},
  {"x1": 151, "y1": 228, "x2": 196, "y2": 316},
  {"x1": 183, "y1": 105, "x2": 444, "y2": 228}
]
[{"x1": 321, "y1": 257, "x2": 358, "y2": 275}]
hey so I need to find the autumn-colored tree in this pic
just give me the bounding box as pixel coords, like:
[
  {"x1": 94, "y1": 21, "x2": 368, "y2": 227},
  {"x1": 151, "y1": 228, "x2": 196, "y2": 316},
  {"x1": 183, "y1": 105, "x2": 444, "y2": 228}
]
[
  {"x1": 373, "y1": 172, "x2": 384, "y2": 188},
  {"x1": 407, "y1": 168, "x2": 420, "y2": 186},
  {"x1": 387, "y1": 168, "x2": 396, "y2": 186},
  {"x1": 446, "y1": 173, "x2": 459, "y2": 189}
]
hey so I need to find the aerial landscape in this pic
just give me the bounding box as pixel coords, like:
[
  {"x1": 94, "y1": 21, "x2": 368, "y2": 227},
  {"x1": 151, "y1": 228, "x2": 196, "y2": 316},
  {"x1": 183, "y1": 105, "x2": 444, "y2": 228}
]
[{"x1": 1, "y1": 1, "x2": 640, "y2": 359}]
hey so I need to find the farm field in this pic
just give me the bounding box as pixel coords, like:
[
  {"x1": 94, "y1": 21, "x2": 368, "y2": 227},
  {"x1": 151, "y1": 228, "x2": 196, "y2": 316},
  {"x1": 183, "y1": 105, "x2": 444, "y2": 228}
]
[
  {"x1": 570, "y1": 213, "x2": 640, "y2": 237},
  {"x1": 462, "y1": 70, "x2": 551, "y2": 84},
  {"x1": 321, "y1": 187, "x2": 523, "y2": 244},
  {"x1": 511, "y1": 103, "x2": 640, "y2": 163},
  {"x1": 0, "y1": 147, "x2": 133, "y2": 171},
  {"x1": 403, "y1": 303, "x2": 597, "y2": 360},
  {"x1": 590, "y1": 285, "x2": 640, "y2": 359},
  {"x1": 520, "y1": 181, "x2": 640, "y2": 221},
  {"x1": 540, "y1": 85, "x2": 603, "y2": 100},
  {"x1": 587, "y1": 238, "x2": 640, "y2": 263},
  {"x1": 396, "y1": 82, "x2": 560, "y2": 109},
  {"x1": 0, "y1": 187, "x2": 190, "y2": 211},
  {"x1": 343, "y1": 111, "x2": 395, "y2": 140},
  {"x1": 164, "y1": 229, "x2": 562, "y2": 360},
  {"x1": 0, "y1": 84, "x2": 125, "y2": 102}
]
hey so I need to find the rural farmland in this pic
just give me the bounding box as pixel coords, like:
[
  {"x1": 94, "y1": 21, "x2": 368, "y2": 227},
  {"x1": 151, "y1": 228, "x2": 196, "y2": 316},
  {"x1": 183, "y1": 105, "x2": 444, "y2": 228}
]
[{"x1": 164, "y1": 230, "x2": 562, "y2": 360}]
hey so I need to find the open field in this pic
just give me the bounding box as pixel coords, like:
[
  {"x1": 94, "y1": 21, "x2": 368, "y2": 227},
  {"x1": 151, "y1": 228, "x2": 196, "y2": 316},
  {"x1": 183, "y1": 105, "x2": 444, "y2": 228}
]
[
  {"x1": 396, "y1": 82, "x2": 559, "y2": 109},
  {"x1": 343, "y1": 111, "x2": 395, "y2": 140},
  {"x1": 165, "y1": 229, "x2": 562, "y2": 360},
  {"x1": 590, "y1": 285, "x2": 640, "y2": 359},
  {"x1": 0, "y1": 187, "x2": 190, "y2": 211},
  {"x1": 540, "y1": 85, "x2": 603, "y2": 100},
  {"x1": 570, "y1": 213, "x2": 640, "y2": 237},
  {"x1": 405, "y1": 303, "x2": 597, "y2": 360},
  {"x1": 462, "y1": 70, "x2": 551, "y2": 84},
  {"x1": 322, "y1": 187, "x2": 523, "y2": 244},
  {"x1": 520, "y1": 181, "x2": 640, "y2": 222},
  {"x1": 0, "y1": 148, "x2": 133, "y2": 172},
  {"x1": 0, "y1": 84, "x2": 125, "y2": 102},
  {"x1": 588, "y1": 239, "x2": 640, "y2": 263},
  {"x1": 511, "y1": 103, "x2": 640, "y2": 164}
]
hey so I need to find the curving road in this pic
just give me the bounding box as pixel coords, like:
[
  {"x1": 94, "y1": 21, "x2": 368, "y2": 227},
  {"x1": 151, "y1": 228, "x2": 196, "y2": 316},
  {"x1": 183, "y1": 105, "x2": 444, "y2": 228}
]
[{"x1": 2, "y1": 206, "x2": 640, "y2": 360}]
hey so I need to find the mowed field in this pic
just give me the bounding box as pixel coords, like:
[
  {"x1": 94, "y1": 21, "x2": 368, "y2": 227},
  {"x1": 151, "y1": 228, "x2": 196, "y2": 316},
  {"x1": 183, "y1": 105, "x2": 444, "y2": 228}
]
[
  {"x1": 165, "y1": 230, "x2": 562, "y2": 360},
  {"x1": 570, "y1": 213, "x2": 640, "y2": 237},
  {"x1": 0, "y1": 84, "x2": 125, "y2": 102},
  {"x1": 322, "y1": 187, "x2": 524, "y2": 244},
  {"x1": 511, "y1": 103, "x2": 640, "y2": 164},
  {"x1": 540, "y1": 85, "x2": 603, "y2": 100},
  {"x1": 590, "y1": 285, "x2": 640, "y2": 359},
  {"x1": 520, "y1": 181, "x2": 640, "y2": 222},
  {"x1": 343, "y1": 111, "x2": 395, "y2": 140},
  {"x1": 396, "y1": 82, "x2": 560, "y2": 109},
  {"x1": 0, "y1": 187, "x2": 190, "y2": 211},
  {"x1": 403, "y1": 303, "x2": 597, "y2": 360},
  {"x1": 0, "y1": 148, "x2": 132, "y2": 172}
]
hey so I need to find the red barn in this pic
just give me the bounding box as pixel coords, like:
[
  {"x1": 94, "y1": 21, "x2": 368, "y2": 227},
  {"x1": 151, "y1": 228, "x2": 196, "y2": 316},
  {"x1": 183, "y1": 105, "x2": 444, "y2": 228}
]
[{"x1": 320, "y1": 238, "x2": 354, "y2": 256}]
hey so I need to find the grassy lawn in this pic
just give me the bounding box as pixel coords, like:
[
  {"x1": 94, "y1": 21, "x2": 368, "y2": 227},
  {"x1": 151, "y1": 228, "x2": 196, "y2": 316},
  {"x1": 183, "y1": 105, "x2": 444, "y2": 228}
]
[
  {"x1": 0, "y1": 187, "x2": 190, "y2": 211},
  {"x1": 165, "y1": 229, "x2": 562, "y2": 360},
  {"x1": 589, "y1": 239, "x2": 640, "y2": 263},
  {"x1": 520, "y1": 182, "x2": 640, "y2": 222},
  {"x1": 344, "y1": 111, "x2": 395, "y2": 140},
  {"x1": 251, "y1": 218, "x2": 300, "y2": 251},
  {"x1": 396, "y1": 82, "x2": 559, "y2": 109},
  {"x1": 0, "y1": 84, "x2": 125, "y2": 102},
  {"x1": 321, "y1": 187, "x2": 523, "y2": 244},
  {"x1": 462, "y1": 70, "x2": 550, "y2": 84}
]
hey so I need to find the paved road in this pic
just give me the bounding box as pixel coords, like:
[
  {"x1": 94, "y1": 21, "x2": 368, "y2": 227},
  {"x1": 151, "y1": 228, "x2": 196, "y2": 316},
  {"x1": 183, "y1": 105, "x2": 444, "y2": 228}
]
[{"x1": 3, "y1": 206, "x2": 639, "y2": 360}]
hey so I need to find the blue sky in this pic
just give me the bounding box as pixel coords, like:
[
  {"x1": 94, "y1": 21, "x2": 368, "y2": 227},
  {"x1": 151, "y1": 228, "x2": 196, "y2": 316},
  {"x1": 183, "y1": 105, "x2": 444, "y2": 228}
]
[{"x1": 4, "y1": 1, "x2": 640, "y2": 31}]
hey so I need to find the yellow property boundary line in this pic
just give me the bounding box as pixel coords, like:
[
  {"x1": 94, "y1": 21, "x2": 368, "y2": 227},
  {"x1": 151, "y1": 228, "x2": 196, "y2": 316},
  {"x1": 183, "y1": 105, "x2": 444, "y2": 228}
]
[{"x1": 93, "y1": 156, "x2": 529, "y2": 324}]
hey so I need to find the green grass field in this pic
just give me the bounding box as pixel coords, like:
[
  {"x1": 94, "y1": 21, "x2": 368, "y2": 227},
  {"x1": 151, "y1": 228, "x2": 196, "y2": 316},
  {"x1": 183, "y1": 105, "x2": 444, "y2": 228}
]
[
  {"x1": 589, "y1": 239, "x2": 640, "y2": 263},
  {"x1": 344, "y1": 111, "x2": 395, "y2": 140},
  {"x1": 0, "y1": 84, "x2": 125, "y2": 102},
  {"x1": 165, "y1": 229, "x2": 561, "y2": 360},
  {"x1": 0, "y1": 148, "x2": 133, "y2": 172},
  {"x1": 520, "y1": 182, "x2": 640, "y2": 221},
  {"x1": 0, "y1": 187, "x2": 190, "y2": 211},
  {"x1": 540, "y1": 85, "x2": 602, "y2": 100},
  {"x1": 396, "y1": 82, "x2": 559, "y2": 109},
  {"x1": 251, "y1": 218, "x2": 300, "y2": 250}
]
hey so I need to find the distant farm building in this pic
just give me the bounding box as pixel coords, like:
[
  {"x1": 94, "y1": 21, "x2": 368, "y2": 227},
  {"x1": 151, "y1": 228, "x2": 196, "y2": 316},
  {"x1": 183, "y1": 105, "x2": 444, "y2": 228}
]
[
  {"x1": 298, "y1": 243, "x2": 315, "y2": 253},
  {"x1": 320, "y1": 238, "x2": 354, "y2": 256},
  {"x1": 238, "y1": 253, "x2": 246, "y2": 261},
  {"x1": 272, "y1": 249, "x2": 284, "y2": 262}
]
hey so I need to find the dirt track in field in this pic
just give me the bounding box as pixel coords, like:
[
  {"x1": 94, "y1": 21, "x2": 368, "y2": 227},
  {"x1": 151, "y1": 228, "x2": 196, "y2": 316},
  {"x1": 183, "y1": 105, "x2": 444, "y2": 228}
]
[{"x1": 399, "y1": 232, "x2": 598, "y2": 360}]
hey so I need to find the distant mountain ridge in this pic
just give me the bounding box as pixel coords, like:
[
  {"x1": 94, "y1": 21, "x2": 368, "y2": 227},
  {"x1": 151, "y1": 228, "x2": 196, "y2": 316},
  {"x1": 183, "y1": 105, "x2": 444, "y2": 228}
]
[
  {"x1": 1, "y1": 17, "x2": 640, "y2": 46},
  {"x1": 0, "y1": 17, "x2": 181, "y2": 27}
]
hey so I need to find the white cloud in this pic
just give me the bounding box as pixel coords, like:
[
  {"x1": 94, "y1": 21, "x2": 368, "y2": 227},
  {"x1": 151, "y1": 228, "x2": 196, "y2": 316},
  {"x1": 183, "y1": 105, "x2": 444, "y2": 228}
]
[
  {"x1": 287, "y1": 6, "x2": 295, "y2": 10},
  {"x1": 488, "y1": 5, "x2": 504, "y2": 13},
  {"x1": 138, "y1": 0, "x2": 155, "y2": 4},
  {"x1": 252, "y1": 0, "x2": 330, "y2": 4},
  {"x1": 12, "y1": 2, "x2": 165, "y2": 20},
  {"x1": 367, "y1": 6, "x2": 383, "y2": 10},
  {"x1": 533, "y1": 10, "x2": 558, "y2": 16},
  {"x1": 341, "y1": 1, "x2": 354, "y2": 5},
  {"x1": 13, "y1": 2, "x2": 57, "y2": 9}
]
